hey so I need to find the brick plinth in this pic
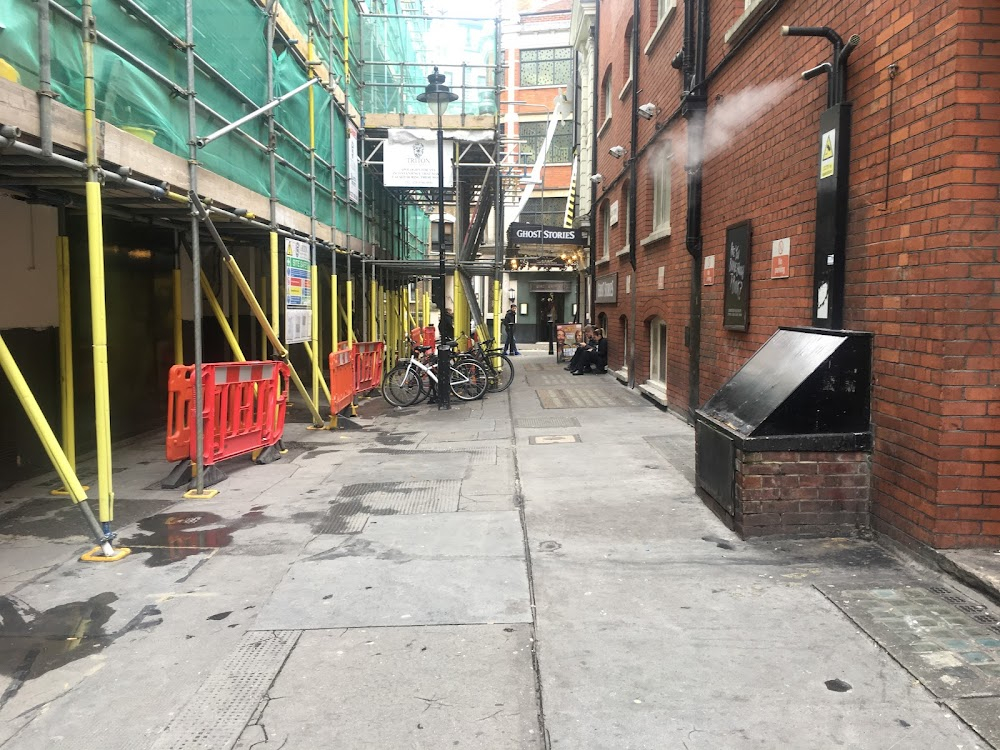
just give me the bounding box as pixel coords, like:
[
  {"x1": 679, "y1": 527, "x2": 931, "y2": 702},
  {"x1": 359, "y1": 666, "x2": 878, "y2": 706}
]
[{"x1": 734, "y1": 450, "x2": 871, "y2": 539}]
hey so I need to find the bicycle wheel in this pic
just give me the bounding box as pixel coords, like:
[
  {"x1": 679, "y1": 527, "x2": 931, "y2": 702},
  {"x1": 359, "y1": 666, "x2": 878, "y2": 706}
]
[
  {"x1": 489, "y1": 353, "x2": 515, "y2": 392},
  {"x1": 382, "y1": 364, "x2": 422, "y2": 407},
  {"x1": 450, "y1": 360, "x2": 488, "y2": 401}
]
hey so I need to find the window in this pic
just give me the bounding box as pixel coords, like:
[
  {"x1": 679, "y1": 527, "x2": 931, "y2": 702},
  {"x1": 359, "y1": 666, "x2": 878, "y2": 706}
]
[
  {"x1": 519, "y1": 47, "x2": 573, "y2": 87},
  {"x1": 523, "y1": 197, "x2": 567, "y2": 227},
  {"x1": 624, "y1": 19, "x2": 635, "y2": 88},
  {"x1": 652, "y1": 148, "x2": 672, "y2": 233},
  {"x1": 649, "y1": 318, "x2": 667, "y2": 385},
  {"x1": 602, "y1": 69, "x2": 613, "y2": 123},
  {"x1": 619, "y1": 316, "x2": 628, "y2": 371},
  {"x1": 601, "y1": 201, "x2": 610, "y2": 261},
  {"x1": 520, "y1": 120, "x2": 574, "y2": 164}
]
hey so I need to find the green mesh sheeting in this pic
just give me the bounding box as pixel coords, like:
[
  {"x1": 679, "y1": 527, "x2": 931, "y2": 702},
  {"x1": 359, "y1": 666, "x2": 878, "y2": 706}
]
[
  {"x1": 362, "y1": 13, "x2": 496, "y2": 116},
  {"x1": 0, "y1": 0, "x2": 422, "y2": 259}
]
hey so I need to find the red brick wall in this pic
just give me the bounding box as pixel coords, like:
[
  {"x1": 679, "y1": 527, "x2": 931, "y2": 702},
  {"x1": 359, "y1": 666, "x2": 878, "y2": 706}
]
[
  {"x1": 735, "y1": 450, "x2": 871, "y2": 538},
  {"x1": 591, "y1": 0, "x2": 999, "y2": 549}
]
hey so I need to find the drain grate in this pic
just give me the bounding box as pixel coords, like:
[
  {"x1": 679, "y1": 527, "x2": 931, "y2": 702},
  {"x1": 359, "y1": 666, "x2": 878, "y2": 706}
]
[
  {"x1": 536, "y1": 387, "x2": 640, "y2": 409},
  {"x1": 515, "y1": 416, "x2": 581, "y2": 429},
  {"x1": 314, "y1": 480, "x2": 462, "y2": 534},
  {"x1": 151, "y1": 630, "x2": 299, "y2": 750}
]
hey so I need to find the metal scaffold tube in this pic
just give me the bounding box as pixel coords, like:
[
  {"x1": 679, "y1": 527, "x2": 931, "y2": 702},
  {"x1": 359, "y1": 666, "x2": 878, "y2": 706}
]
[
  {"x1": 184, "y1": 0, "x2": 214, "y2": 499},
  {"x1": 82, "y1": 0, "x2": 118, "y2": 541}
]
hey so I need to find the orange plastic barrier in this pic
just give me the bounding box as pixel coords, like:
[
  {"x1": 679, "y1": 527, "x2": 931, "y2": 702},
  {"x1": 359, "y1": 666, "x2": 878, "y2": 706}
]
[
  {"x1": 353, "y1": 341, "x2": 385, "y2": 394},
  {"x1": 328, "y1": 346, "x2": 356, "y2": 416},
  {"x1": 410, "y1": 326, "x2": 436, "y2": 350},
  {"x1": 166, "y1": 365, "x2": 195, "y2": 462},
  {"x1": 165, "y1": 361, "x2": 290, "y2": 465}
]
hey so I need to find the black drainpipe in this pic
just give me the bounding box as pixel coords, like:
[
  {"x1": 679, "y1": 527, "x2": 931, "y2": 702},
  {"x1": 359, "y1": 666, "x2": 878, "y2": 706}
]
[
  {"x1": 683, "y1": 0, "x2": 709, "y2": 419},
  {"x1": 626, "y1": 0, "x2": 640, "y2": 388},
  {"x1": 588, "y1": 0, "x2": 600, "y2": 327}
]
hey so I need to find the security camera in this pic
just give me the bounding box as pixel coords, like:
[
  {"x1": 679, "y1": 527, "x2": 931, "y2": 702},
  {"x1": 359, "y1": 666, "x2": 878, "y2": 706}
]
[
  {"x1": 637, "y1": 102, "x2": 657, "y2": 120},
  {"x1": 609, "y1": 145, "x2": 625, "y2": 159},
  {"x1": 590, "y1": 173, "x2": 604, "y2": 183}
]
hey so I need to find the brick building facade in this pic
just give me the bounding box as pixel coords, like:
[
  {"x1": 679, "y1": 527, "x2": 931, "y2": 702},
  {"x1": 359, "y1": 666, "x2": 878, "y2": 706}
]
[{"x1": 584, "y1": 0, "x2": 999, "y2": 549}]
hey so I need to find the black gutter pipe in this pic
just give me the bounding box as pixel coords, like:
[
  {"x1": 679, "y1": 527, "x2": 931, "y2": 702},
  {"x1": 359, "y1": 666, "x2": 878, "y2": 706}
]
[{"x1": 588, "y1": 0, "x2": 600, "y2": 327}]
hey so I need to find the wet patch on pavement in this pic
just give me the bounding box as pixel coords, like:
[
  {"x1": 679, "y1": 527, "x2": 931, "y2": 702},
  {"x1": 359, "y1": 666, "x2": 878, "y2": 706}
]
[
  {"x1": 0, "y1": 592, "x2": 161, "y2": 709},
  {"x1": 119, "y1": 507, "x2": 269, "y2": 566},
  {"x1": 0, "y1": 497, "x2": 175, "y2": 541}
]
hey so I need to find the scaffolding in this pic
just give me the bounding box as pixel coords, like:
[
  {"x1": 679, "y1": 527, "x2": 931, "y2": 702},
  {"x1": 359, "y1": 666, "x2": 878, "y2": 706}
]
[{"x1": 0, "y1": 0, "x2": 500, "y2": 554}]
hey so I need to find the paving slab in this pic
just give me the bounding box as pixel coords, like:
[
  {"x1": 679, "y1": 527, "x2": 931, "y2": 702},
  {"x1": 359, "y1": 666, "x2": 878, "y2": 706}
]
[
  {"x1": 243, "y1": 626, "x2": 542, "y2": 750},
  {"x1": 253, "y1": 512, "x2": 531, "y2": 629}
]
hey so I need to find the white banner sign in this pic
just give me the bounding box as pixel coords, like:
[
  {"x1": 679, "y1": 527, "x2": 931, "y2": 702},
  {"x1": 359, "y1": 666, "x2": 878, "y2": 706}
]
[
  {"x1": 384, "y1": 133, "x2": 454, "y2": 188},
  {"x1": 285, "y1": 238, "x2": 311, "y2": 344},
  {"x1": 348, "y1": 121, "x2": 359, "y2": 204}
]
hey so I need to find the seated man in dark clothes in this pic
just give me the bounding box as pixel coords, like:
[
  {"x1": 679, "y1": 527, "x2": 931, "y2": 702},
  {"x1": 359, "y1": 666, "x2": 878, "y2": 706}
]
[
  {"x1": 572, "y1": 327, "x2": 608, "y2": 375},
  {"x1": 564, "y1": 325, "x2": 595, "y2": 371}
]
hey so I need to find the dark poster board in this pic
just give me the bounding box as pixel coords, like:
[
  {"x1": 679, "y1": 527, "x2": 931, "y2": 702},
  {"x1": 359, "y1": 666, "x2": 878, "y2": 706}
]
[{"x1": 723, "y1": 221, "x2": 752, "y2": 331}]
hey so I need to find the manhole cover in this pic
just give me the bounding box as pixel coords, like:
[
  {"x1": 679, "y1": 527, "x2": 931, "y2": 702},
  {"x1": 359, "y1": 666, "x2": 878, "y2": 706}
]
[{"x1": 528, "y1": 435, "x2": 580, "y2": 445}]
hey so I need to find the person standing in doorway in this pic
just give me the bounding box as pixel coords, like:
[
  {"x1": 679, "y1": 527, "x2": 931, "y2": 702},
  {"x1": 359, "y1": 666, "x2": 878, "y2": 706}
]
[{"x1": 503, "y1": 304, "x2": 520, "y2": 355}]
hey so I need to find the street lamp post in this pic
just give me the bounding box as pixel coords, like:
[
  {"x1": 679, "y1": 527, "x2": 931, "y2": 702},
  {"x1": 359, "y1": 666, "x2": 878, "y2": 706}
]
[{"x1": 418, "y1": 66, "x2": 458, "y2": 410}]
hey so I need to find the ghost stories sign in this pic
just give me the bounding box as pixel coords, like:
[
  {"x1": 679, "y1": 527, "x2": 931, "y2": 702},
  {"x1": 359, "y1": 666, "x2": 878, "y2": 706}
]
[
  {"x1": 723, "y1": 220, "x2": 751, "y2": 331},
  {"x1": 384, "y1": 131, "x2": 454, "y2": 187}
]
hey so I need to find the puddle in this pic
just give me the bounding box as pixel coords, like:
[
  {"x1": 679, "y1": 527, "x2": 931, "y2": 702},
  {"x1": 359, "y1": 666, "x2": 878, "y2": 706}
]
[
  {"x1": 0, "y1": 592, "x2": 159, "y2": 709},
  {"x1": 119, "y1": 507, "x2": 268, "y2": 567}
]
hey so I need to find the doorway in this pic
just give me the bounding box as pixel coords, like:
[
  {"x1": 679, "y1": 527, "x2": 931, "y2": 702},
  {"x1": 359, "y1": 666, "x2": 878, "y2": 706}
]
[{"x1": 535, "y1": 293, "x2": 564, "y2": 343}]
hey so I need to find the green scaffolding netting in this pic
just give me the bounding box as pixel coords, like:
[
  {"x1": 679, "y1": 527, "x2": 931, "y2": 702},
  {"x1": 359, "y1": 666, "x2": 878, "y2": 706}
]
[{"x1": 0, "y1": 0, "x2": 425, "y2": 257}]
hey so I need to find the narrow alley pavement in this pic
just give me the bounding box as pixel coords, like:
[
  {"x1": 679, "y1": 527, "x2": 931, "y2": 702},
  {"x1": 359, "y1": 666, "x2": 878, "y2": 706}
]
[{"x1": 0, "y1": 347, "x2": 997, "y2": 749}]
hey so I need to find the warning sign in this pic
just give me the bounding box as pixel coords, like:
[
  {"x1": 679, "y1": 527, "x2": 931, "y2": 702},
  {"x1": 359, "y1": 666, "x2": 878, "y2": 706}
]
[
  {"x1": 820, "y1": 129, "x2": 836, "y2": 179},
  {"x1": 703, "y1": 254, "x2": 715, "y2": 286},
  {"x1": 771, "y1": 237, "x2": 790, "y2": 279}
]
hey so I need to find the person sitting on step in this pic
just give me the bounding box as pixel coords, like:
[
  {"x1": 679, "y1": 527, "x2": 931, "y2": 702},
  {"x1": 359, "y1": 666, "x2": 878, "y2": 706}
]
[
  {"x1": 564, "y1": 325, "x2": 595, "y2": 372},
  {"x1": 572, "y1": 327, "x2": 608, "y2": 375}
]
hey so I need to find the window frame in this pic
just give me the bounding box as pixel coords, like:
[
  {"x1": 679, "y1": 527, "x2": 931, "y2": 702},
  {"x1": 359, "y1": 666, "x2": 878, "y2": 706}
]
[
  {"x1": 519, "y1": 119, "x2": 574, "y2": 165},
  {"x1": 519, "y1": 47, "x2": 574, "y2": 88},
  {"x1": 600, "y1": 201, "x2": 611, "y2": 261},
  {"x1": 648, "y1": 317, "x2": 667, "y2": 386}
]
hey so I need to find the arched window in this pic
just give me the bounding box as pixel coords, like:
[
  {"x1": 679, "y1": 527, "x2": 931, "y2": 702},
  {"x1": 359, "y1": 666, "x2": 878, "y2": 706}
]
[{"x1": 623, "y1": 18, "x2": 635, "y2": 91}]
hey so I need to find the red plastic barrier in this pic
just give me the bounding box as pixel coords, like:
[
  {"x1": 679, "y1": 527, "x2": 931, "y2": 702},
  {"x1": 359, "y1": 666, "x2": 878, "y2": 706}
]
[
  {"x1": 410, "y1": 326, "x2": 436, "y2": 350},
  {"x1": 166, "y1": 365, "x2": 195, "y2": 462},
  {"x1": 165, "y1": 360, "x2": 290, "y2": 465},
  {"x1": 352, "y1": 341, "x2": 385, "y2": 394},
  {"x1": 328, "y1": 346, "x2": 356, "y2": 416}
]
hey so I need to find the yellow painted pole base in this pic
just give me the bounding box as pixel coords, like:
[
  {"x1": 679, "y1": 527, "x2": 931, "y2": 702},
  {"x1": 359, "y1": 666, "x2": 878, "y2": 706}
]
[
  {"x1": 80, "y1": 546, "x2": 131, "y2": 563},
  {"x1": 183, "y1": 488, "x2": 221, "y2": 499},
  {"x1": 51, "y1": 485, "x2": 90, "y2": 496},
  {"x1": 350, "y1": 403, "x2": 359, "y2": 416}
]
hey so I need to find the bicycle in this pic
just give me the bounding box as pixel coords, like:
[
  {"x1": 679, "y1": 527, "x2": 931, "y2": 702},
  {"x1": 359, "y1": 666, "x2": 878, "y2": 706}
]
[
  {"x1": 454, "y1": 334, "x2": 515, "y2": 393},
  {"x1": 381, "y1": 339, "x2": 488, "y2": 407}
]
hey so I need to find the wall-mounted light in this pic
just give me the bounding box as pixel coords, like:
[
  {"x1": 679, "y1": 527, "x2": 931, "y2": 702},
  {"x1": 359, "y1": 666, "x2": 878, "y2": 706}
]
[
  {"x1": 508, "y1": 287, "x2": 516, "y2": 301},
  {"x1": 637, "y1": 102, "x2": 657, "y2": 120},
  {"x1": 591, "y1": 173, "x2": 604, "y2": 183},
  {"x1": 609, "y1": 146, "x2": 625, "y2": 159}
]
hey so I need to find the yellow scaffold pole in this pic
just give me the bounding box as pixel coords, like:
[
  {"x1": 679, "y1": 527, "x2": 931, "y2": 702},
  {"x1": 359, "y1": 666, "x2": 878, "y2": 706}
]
[
  {"x1": 331, "y1": 271, "x2": 339, "y2": 351},
  {"x1": 346, "y1": 278, "x2": 355, "y2": 345},
  {"x1": 82, "y1": 0, "x2": 118, "y2": 545},
  {"x1": 0, "y1": 336, "x2": 126, "y2": 560},
  {"x1": 492, "y1": 279, "x2": 501, "y2": 350}
]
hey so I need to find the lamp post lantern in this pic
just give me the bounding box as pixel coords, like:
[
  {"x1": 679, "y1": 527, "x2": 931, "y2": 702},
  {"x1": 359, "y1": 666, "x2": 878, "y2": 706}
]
[{"x1": 418, "y1": 66, "x2": 458, "y2": 409}]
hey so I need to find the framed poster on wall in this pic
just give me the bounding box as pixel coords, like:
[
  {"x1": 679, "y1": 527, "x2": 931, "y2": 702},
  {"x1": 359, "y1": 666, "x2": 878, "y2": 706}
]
[{"x1": 723, "y1": 220, "x2": 752, "y2": 331}]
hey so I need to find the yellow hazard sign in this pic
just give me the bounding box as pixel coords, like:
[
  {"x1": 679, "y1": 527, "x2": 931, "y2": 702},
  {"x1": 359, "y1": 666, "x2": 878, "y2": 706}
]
[{"x1": 820, "y1": 129, "x2": 836, "y2": 179}]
